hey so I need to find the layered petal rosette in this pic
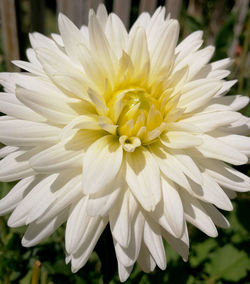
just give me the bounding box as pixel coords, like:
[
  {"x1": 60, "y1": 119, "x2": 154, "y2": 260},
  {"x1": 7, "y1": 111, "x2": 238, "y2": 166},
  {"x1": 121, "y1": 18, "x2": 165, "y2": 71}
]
[{"x1": 0, "y1": 5, "x2": 249, "y2": 281}]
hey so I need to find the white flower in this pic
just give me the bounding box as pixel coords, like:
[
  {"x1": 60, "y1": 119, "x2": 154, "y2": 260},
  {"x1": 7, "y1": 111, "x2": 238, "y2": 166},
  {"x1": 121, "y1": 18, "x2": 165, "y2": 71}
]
[{"x1": 0, "y1": 4, "x2": 249, "y2": 281}]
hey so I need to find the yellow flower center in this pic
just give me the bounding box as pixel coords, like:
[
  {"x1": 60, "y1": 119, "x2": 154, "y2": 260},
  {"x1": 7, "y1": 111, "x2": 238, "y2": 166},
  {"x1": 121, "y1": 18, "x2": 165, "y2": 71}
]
[{"x1": 107, "y1": 87, "x2": 167, "y2": 152}]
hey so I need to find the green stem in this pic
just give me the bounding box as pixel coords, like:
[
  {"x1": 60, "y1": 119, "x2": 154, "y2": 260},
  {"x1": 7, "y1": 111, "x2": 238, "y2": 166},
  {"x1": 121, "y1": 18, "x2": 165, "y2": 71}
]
[
  {"x1": 41, "y1": 269, "x2": 48, "y2": 284},
  {"x1": 3, "y1": 274, "x2": 10, "y2": 284},
  {"x1": 205, "y1": 277, "x2": 216, "y2": 284},
  {"x1": 31, "y1": 260, "x2": 42, "y2": 284}
]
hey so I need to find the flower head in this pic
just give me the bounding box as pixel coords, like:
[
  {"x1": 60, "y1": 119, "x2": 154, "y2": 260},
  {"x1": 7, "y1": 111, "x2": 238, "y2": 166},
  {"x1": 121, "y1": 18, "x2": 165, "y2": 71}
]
[{"x1": 0, "y1": 4, "x2": 249, "y2": 281}]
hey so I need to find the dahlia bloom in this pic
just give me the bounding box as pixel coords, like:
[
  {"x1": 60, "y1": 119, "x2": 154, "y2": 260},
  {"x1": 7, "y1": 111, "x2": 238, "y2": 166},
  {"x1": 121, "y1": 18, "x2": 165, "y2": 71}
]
[{"x1": 0, "y1": 4, "x2": 249, "y2": 281}]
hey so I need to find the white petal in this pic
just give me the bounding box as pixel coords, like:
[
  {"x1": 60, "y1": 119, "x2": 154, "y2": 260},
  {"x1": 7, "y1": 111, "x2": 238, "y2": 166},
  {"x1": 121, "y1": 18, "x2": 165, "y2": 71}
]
[
  {"x1": 175, "y1": 30, "x2": 203, "y2": 57},
  {"x1": 58, "y1": 13, "x2": 86, "y2": 63},
  {"x1": 80, "y1": 25, "x2": 89, "y2": 42},
  {"x1": 66, "y1": 197, "x2": 92, "y2": 254},
  {"x1": 128, "y1": 26, "x2": 150, "y2": 76},
  {"x1": 197, "y1": 134, "x2": 248, "y2": 165},
  {"x1": 0, "y1": 119, "x2": 60, "y2": 146},
  {"x1": 7, "y1": 174, "x2": 58, "y2": 227},
  {"x1": 105, "y1": 13, "x2": 128, "y2": 58},
  {"x1": 98, "y1": 116, "x2": 118, "y2": 135},
  {"x1": 211, "y1": 58, "x2": 233, "y2": 70},
  {"x1": 86, "y1": 171, "x2": 123, "y2": 217},
  {"x1": 110, "y1": 190, "x2": 130, "y2": 247},
  {"x1": 82, "y1": 135, "x2": 123, "y2": 194},
  {"x1": 96, "y1": 4, "x2": 108, "y2": 27},
  {"x1": 114, "y1": 210, "x2": 144, "y2": 267},
  {"x1": 146, "y1": 7, "x2": 167, "y2": 51},
  {"x1": 0, "y1": 176, "x2": 35, "y2": 215},
  {"x1": 200, "y1": 158, "x2": 250, "y2": 192},
  {"x1": 178, "y1": 79, "x2": 222, "y2": 112},
  {"x1": 88, "y1": 11, "x2": 117, "y2": 80},
  {"x1": 161, "y1": 177, "x2": 184, "y2": 237},
  {"x1": 175, "y1": 46, "x2": 215, "y2": 80},
  {"x1": 216, "y1": 134, "x2": 250, "y2": 156},
  {"x1": 161, "y1": 131, "x2": 202, "y2": 149},
  {"x1": 188, "y1": 173, "x2": 233, "y2": 211},
  {"x1": 0, "y1": 72, "x2": 16, "y2": 93},
  {"x1": 129, "y1": 12, "x2": 150, "y2": 36},
  {"x1": 193, "y1": 62, "x2": 231, "y2": 80},
  {"x1": 16, "y1": 86, "x2": 81, "y2": 124},
  {"x1": 150, "y1": 200, "x2": 176, "y2": 237},
  {"x1": 204, "y1": 95, "x2": 249, "y2": 112},
  {"x1": 0, "y1": 149, "x2": 36, "y2": 182},
  {"x1": 51, "y1": 73, "x2": 89, "y2": 101},
  {"x1": 137, "y1": 241, "x2": 156, "y2": 273},
  {"x1": 202, "y1": 203, "x2": 230, "y2": 229},
  {"x1": 162, "y1": 222, "x2": 189, "y2": 261},
  {"x1": 30, "y1": 130, "x2": 102, "y2": 173},
  {"x1": 188, "y1": 46, "x2": 215, "y2": 79},
  {"x1": 51, "y1": 33, "x2": 64, "y2": 46},
  {"x1": 87, "y1": 88, "x2": 108, "y2": 115},
  {"x1": 180, "y1": 111, "x2": 241, "y2": 132},
  {"x1": 230, "y1": 114, "x2": 250, "y2": 130},
  {"x1": 22, "y1": 209, "x2": 68, "y2": 247},
  {"x1": 150, "y1": 20, "x2": 179, "y2": 77},
  {"x1": 12, "y1": 60, "x2": 43, "y2": 75},
  {"x1": 0, "y1": 145, "x2": 18, "y2": 158},
  {"x1": 223, "y1": 188, "x2": 237, "y2": 199},
  {"x1": 143, "y1": 220, "x2": 166, "y2": 270},
  {"x1": 35, "y1": 44, "x2": 81, "y2": 76},
  {"x1": 126, "y1": 147, "x2": 161, "y2": 211},
  {"x1": 215, "y1": 80, "x2": 237, "y2": 97},
  {"x1": 150, "y1": 144, "x2": 191, "y2": 190},
  {"x1": 0, "y1": 92, "x2": 45, "y2": 122},
  {"x1": 165, "y1": 65, "x2": 189, "y2": 92},
  {"x1": 35, "y1": 175, "x2": 82, "y2": 224},
  {"x1": 60, "y1": 114, "x2": 100, "y2": 139},
  {"x1": 117, "y1": 261, "x2": 133, "y2": 283},
  {"x1": 25, "y1": 170, "x2": 80, "y2": 224},
  {"x1": 181, "y1": 191, "x2": 218, "y2": 237},
  {"x1": 29, "y1": 32, "x2": 58, "y2": 50},
  {"x1": 168, "y1": 149, "x2": 203, "y2": 184},
  {"x1": 30, "y1": 140, "x2": 83, "y2": 173},
  {"x1": 70, "y1": 218, "x2": 107, "y2": 272},
  {"x1": 26, "y1": 48, "x2": 41, "y2": 65}
]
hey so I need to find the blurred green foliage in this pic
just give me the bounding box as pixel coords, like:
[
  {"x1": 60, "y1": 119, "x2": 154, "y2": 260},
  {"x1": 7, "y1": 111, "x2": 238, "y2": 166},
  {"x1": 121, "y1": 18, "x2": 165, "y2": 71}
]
[{"x1": 0, "y1": 0, "x2": 249, "y2": 283}]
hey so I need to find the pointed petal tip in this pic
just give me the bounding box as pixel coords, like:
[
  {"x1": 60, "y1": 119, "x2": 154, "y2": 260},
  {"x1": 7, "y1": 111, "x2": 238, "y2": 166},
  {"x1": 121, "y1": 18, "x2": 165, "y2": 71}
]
[
  {"x1": 223, "y1": 200, "x2": 234, "y2": 212},
  {"x1": 71, "y1": 266, "x2": 78, "y2": 273},
  {"x1": 159, "y1": 262, "x2": 167, "y2": 270},
  {"x1": 21, "y1": 237, "x2": 29, "y2": 247},
  {"x1": 208, "y1": 228, "x2": 218, "y2": 238},
  {"x1": 88, "y1": 8, "x2": 95, "y2": 20},
  {"x1": 58, "y1": 12, "x2": 70, "y2": 23},
  {"x1": 58, "y1": 12, "x2": 67, "y2": 26},
  {"x1": 182, "y1": 256, "x2": 188, "y2": 262},
  {"x1": 58, "y1": 12, "x2": 77, "y2": 34},
  {"x1": 7, "y1": 217, "x2": 19, "y2": 228},
  {"x1": 65, "y1": 255, "x2": 71, "y2": 264},
  {"x1": 96, "y1": 3, "x2": 106, "y2": 13}
]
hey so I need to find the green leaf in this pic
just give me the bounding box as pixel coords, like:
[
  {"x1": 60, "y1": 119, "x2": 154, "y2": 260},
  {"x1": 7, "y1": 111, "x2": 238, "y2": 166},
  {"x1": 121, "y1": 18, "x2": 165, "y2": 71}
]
[
  {"x1": 205, "y1": 244, "x2": 250, "y2": 282},
  {"x1": 185, "y1": 15, "x2": 204, "y2": 33},
  {"x1": 19, "y1": 270, "x2": 32, "y2": 284},
  {"x1": 190, "y1": 238, "x2": 217, "y2": 267}
]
